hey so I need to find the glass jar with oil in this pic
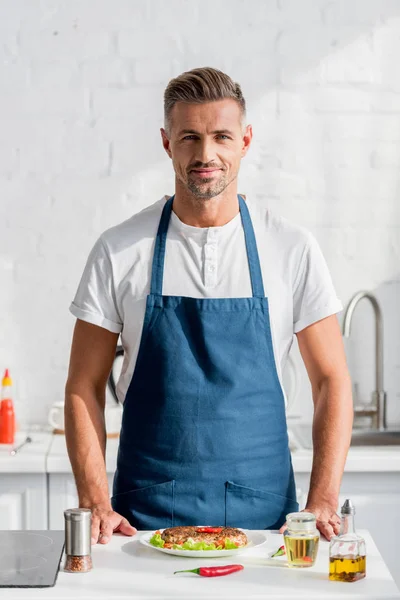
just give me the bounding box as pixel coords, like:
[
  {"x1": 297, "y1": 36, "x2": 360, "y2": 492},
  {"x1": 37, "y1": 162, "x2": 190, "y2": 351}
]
[
  {"x1": 329, "y1": 499, "x2": 366, "y2": 582},
  {"x1": 283, "y1": 512, "x2": 319, "y2": 567}
]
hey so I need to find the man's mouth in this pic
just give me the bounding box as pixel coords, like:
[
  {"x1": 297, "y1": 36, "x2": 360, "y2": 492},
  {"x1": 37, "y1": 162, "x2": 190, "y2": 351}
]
[{"x1": 190, "y1": 168, "x2": 221, "y2": 178}]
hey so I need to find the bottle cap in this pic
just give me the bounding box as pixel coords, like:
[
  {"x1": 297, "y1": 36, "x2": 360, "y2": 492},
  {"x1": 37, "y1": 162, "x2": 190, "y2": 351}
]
[
  {"x1": 286, "y1": 511, "x2": 317, "y2": 532},
  {"x1": 2, "y1": 369, "x2": 12, "y2": 387},
  {"x1": 341, "y1": 499, "x2": 355, "y2": 515},
  {"x1": 64, "y1": 508, "x2": 92, "y2": 556},
  {"x1": 64, "y1": 508, "x2": 91, "y2": 522}
]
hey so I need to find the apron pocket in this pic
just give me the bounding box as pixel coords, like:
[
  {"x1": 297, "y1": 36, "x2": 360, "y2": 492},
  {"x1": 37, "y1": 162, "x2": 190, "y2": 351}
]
[
  {"x1": 225, "y1": 481, "x2": 299, "y2": 530},
  {"x1": 111, "y1": 480, "x2": 175, "y2": 530}
]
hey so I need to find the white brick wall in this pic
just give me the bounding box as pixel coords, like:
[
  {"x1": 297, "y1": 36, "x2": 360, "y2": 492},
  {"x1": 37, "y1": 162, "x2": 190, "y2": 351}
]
[{"x1": 1, "y1": 0, "x2": 400, "y2": 428}]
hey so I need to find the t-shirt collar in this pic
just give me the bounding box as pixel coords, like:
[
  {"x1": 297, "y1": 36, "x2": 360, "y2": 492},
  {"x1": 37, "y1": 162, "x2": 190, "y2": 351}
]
[{"x1": 165, "y1": 195, "x2": 243, "y2": 239}]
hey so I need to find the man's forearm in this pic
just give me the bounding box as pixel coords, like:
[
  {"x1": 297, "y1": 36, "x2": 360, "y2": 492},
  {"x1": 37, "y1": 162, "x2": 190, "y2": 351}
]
[
  {"x1": 307, "y1": 375, "x2": 353, "y2": 508},
  {"x1": 64, "y1": 385, "x2": 111, "y2": 509}
]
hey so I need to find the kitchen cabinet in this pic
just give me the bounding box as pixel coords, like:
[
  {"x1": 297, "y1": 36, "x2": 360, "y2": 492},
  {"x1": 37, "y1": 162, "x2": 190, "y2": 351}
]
[
  {"x1": 47, "y1": 433, "x2": 118, "y2": 529},
  {"x1": 0, "y1": 432, "x2": 51, "y2": 530},
  {"x1": 0, "y1": 473, "x2": 47, "y2": 530},
  {"x1": 48, "y1": 472, "x2": 115, "y2": 529}
]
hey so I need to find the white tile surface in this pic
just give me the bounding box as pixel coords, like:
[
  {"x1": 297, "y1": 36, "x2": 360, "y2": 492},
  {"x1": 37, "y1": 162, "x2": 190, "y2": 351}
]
[{"x1": 1, "y1": 0, "x2": 400, "y2": 431}]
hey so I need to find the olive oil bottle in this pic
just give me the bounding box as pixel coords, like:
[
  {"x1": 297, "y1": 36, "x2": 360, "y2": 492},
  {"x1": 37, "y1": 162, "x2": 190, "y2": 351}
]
[
  {"x1": 329, "y1": 499, "x2": 366, "y2": 582},
  {"x1": 283, "y1": 512, "x2": 320, "y2": 568}
]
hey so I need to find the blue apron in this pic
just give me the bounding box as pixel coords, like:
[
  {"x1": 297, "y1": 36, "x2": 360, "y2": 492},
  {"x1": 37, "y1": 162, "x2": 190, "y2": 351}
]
[{"x1": 111, "y1": 194, "x2": 298, "y2": 530}]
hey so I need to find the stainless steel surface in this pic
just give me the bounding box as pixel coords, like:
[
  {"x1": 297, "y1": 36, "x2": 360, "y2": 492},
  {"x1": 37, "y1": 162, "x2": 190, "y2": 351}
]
[
  {"x1": 341, "y1": 499, "x2": 355, "y2": 515},
  {"x1": 342, "y1": 291, "x2": 387, "y2": 430},
  {"x1": 64, "y1": 508, "x2": 91, "y2": 557},
  {"x1": 293, "y1": 424, "x2": 400, "y2": 448},
  {"x1": 350, "y1": 429, "x2": 400, "y2": 446},
  {"x1": 9, "y1": 435, "x2": 32, "y2": 456}
]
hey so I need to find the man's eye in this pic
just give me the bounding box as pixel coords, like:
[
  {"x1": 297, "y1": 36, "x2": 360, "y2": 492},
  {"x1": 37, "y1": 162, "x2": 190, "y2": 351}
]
[{"x1": 182, "y1": 135, "x2": 230, "y2": 140}]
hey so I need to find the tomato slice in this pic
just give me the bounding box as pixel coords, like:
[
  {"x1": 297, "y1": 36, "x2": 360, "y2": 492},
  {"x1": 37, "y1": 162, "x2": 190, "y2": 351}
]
[
  {"x1": 303, "y1": 556, "x2": 313, "y2": 562},
  {"x1": 196, "y1": 527, "x2": 223, "y2": 533}
]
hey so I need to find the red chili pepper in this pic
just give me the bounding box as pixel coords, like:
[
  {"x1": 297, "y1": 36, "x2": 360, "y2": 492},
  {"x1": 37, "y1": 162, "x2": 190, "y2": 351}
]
[
  {"x1": 195, "y1": 527, "x2": 223, "y2": 533},
  {"x1": 174, "y1": 564, "x2": 244, "y2": 577},
  {"x1": 271, "y1": 545, "x2": 286, "y2": 557}
]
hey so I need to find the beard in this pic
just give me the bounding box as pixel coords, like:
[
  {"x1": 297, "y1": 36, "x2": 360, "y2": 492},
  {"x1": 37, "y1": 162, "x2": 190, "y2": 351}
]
[{"x1": 186, "y1": 170, "x2": 231, "y2": 200}]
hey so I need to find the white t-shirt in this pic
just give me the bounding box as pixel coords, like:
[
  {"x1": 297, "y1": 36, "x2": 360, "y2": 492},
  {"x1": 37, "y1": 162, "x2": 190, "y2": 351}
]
[{"x1": 70, "y1": 195, "x2": 343, "y2": 404}]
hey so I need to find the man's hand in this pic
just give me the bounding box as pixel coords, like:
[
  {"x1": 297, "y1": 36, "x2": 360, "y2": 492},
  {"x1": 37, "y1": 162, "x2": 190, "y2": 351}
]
[
  {"x1": 90, "y1": 505, "x2": 137, "y2": 545},
  {"x1": 279, "y1": 504, "x2": 341, "y2": 541}
]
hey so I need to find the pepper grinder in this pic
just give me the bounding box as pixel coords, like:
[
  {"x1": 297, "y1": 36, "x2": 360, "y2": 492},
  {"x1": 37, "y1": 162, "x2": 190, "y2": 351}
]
[{"x1": 64, "y1": 508, "x2": 93, "y2": 573}]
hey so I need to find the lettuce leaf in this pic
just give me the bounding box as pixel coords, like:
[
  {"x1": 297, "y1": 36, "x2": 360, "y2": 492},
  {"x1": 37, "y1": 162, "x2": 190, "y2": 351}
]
[
  {"x1": 174, "y1": 537, "x2": 223, "y2": 551},
  {"x1": 224, "y1": 538, "x2": 240, "y2": 549},
  {"x1": 149, "y1": 533, "x2": 165, "y2": 548},
  {"x1": 149, "y1": 532, "x2": 242, "y2": 551}
]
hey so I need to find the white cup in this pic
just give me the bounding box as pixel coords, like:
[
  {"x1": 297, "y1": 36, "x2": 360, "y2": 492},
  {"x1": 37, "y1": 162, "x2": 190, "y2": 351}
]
[
  {"x1": 105, "y1": 404, "x2": 123, "y2": 435},
  {"x1": 48, "y1": 401, "x2": 65, "y2": 430},
  {"x1": 48, "y1": 401, "x2": 122, "y2": 434}
]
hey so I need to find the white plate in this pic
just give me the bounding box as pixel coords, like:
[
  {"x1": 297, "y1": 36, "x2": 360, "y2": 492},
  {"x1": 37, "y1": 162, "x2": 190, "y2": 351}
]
[{"x1": 140, "y1": 528, "x2": 267, "y2": 558}]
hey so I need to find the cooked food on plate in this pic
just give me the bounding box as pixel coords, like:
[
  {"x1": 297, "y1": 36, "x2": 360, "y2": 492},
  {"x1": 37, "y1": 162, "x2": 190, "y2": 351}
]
[{"x1": 149, "y1": 526, "x2": 248, "y2": 550}]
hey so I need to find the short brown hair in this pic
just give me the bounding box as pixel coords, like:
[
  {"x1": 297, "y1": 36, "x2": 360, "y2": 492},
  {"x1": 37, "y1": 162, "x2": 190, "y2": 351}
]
[{"x1": 164, "y1": 67, "x2": 246, "y2": 135}]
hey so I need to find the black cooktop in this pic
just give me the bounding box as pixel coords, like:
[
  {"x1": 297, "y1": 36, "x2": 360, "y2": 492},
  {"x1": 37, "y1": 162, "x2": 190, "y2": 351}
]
[{"x1": 0, "y1": 530, "x2": 64, "y2": 588}]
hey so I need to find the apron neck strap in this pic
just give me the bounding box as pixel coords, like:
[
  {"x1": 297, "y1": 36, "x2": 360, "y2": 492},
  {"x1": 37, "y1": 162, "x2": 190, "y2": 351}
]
[
  {"x1": 238, "y1": 194, "x2": 265, "y2": 298},
  {"x1": 150, "y1": 194, "x2": 265, "y2": 298}
]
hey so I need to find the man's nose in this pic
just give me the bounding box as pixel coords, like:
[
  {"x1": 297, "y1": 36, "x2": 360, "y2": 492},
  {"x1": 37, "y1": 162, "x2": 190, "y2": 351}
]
[{"x1": 195, "y1": 139, "x2": 215, "y2": 166}]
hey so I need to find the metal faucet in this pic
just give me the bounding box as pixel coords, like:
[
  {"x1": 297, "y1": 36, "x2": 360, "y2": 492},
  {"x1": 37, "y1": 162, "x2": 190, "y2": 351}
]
[{"x1": 342, "y1": 291, "x2": 387, "y2": 431}]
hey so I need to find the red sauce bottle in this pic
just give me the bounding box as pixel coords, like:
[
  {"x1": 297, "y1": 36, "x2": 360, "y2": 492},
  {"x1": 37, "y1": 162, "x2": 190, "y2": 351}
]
[{"x1": 0, "y1": 369, "x2": 15, "y2": 444}]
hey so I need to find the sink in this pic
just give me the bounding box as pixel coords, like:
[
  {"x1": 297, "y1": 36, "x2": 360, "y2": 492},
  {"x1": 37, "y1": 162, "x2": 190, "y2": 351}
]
[
  {"x1": 291, "y1": 425, "x2": 400, "y2": 449},
  {"x1": 350, "y1": 430, "x2": 400, "y2": 446}
]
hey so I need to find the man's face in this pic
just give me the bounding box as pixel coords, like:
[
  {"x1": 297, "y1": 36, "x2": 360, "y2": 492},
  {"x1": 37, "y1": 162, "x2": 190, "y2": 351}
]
[{"x1": 161, "y1": 99, "x2": 252, "y2": 200}]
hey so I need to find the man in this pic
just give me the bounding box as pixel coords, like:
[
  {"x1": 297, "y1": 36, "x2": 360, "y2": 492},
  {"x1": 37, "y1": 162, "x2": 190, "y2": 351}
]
[{"x1": 65, "y1": 67, "x2": 353, "y2": 546}]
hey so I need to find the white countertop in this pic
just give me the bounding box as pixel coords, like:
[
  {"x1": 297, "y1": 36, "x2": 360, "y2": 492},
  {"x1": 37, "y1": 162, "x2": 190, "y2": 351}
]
[
  {"x1": 46, "y1": 432, "x2": 400, "y2": 473},
  {"x1": 292, "y1": 446, "x2": 400, "y2": 472},
  {"x1": 5, "y1": 530, "x2": 400, "y2": 599},
  {"x1": 1, "y1": 430, "x2": 400, "y2": 474},
  {"x1": 0, "y1": 431, "x2": 52, "y2": 473}
]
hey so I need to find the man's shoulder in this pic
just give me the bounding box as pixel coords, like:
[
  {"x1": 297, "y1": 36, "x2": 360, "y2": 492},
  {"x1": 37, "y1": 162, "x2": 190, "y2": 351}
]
[
  {"x1": 248, "y1": 197, "x2": 313, "y2": 250},
  {"x1": 99, "y1": 196, "x2": 167, "y2": 253}
]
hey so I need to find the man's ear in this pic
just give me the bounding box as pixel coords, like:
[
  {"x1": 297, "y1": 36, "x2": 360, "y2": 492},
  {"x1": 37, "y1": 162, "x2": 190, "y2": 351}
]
[
  {"x1": 160, "y1": 128, "x2": 172, "y2": 159},
  {"x1": 241, "y1": 124, "x2": 253, "y2": 157}
]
